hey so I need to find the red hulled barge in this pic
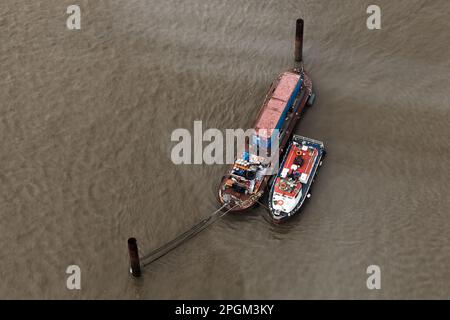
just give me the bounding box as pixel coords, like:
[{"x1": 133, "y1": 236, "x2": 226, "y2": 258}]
[{"x1": 217, "y1": 68, "x2": 315, "y2": 211}]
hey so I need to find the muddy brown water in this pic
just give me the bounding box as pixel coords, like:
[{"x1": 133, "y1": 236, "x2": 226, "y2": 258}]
[{"x1": 1, "y1": 0, "x2": 449, "y2": 299}]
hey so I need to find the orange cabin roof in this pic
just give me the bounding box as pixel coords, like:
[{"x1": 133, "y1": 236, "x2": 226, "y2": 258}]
[{"x1": 254, "y1": 72, "x2": 301, "y2": 139}]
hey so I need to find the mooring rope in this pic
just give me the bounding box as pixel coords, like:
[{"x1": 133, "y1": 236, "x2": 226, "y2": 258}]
[
  {"x1": 141, "y1": 203, "x2": 238, "y2": 267},
  {"x1": 255, "y1": 198, "x2": 271, "y2": 212}
]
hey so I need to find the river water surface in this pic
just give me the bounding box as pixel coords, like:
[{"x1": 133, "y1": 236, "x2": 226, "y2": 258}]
[{"x1": 1, "y1": 0, "x2": 449, "y2": 299}]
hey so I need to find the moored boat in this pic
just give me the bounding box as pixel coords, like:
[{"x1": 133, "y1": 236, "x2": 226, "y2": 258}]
[{"x1": 268, "y1": 135, "x2": 325, "y2": 221}]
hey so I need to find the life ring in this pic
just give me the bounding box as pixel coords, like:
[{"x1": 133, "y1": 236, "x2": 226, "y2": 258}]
[
  {"x1": 279, "y1": 182, "x2": 287, "y2": 190},
  {"x1": 296, "y1": 149, "x2": 302, "y2": 156},
  {"x1": 276, "y1": 199, "x2": 284, "y2": 206}
]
